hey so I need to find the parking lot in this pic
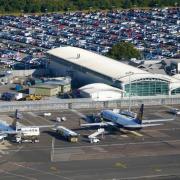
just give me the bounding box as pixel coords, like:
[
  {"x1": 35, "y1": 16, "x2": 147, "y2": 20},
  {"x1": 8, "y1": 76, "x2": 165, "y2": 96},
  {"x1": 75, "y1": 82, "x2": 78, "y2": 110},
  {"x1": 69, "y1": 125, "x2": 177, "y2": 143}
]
[
  {"x1": 0, "y1": 8, "x2": 179, "y2": 70},
  {"x1": 0, "y1": 105, "x2": 180, "y2": 179}
]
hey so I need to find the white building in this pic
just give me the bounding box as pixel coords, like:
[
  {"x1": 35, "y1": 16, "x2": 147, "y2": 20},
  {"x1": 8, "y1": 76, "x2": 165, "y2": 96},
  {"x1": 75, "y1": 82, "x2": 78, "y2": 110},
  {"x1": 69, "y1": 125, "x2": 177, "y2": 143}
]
[
  {"x1": 78, "y1": 83, "x2": 124, "y2": 101},
  {"x1": 47, "y1": 46, "x2": 180, "y2": 96}
]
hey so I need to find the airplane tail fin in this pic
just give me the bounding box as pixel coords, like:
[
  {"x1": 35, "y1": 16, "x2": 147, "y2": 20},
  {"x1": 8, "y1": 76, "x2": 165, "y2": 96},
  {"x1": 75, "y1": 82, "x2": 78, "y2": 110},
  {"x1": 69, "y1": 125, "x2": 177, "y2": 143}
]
[
  {"x1": 134, "y1": 104, "x2": 144, "y2": 124},
  {"x1": 12, "y1": 118, "x2": 18, "y2": 130},
  {"x1": 13, "y1": 109, "x2": 21, "y2": 130}
]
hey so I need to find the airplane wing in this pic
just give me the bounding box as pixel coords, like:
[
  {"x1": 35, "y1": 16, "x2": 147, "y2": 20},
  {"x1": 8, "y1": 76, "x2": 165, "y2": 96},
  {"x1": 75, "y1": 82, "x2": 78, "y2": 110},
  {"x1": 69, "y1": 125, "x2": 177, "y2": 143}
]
[
  {"x1": 81, "y1": 122, "x2": 109, "y2": 127},
  {"x1": 143, "y1": 116, "x2": 176, "y2": 123},
  {"x1": 140, "y1": 123, "x2": 162, "y2": 127},
  {"x1": 124, "y1": 123, "x2": 162, "y2": 128},
  {"x1": 30, "y1": 125, "x2": 55, "y2": 128},
  {"x1": 0, "y1": 130, "x2": 17, "y2": 134}
]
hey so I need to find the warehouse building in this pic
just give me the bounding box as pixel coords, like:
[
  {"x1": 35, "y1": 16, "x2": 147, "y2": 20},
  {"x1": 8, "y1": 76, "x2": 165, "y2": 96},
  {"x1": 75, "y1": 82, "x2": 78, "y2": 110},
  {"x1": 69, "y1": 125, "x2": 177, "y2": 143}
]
[{"x1": 47, "y1": 46, "x2": 180, "y2": 97}]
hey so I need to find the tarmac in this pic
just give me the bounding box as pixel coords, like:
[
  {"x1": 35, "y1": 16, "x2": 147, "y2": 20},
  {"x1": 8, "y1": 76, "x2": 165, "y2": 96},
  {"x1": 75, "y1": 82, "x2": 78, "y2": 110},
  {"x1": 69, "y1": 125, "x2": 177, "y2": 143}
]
[{"x1": 0, "y1": 105, "x2": 180, "y2": 180}]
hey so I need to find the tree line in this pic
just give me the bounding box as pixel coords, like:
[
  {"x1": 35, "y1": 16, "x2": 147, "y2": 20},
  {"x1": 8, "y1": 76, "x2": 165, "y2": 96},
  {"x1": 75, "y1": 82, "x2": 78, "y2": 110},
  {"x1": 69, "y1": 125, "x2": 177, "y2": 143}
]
[{"x1": 0, "y1": 0, "x2": 179, "y2": 13}]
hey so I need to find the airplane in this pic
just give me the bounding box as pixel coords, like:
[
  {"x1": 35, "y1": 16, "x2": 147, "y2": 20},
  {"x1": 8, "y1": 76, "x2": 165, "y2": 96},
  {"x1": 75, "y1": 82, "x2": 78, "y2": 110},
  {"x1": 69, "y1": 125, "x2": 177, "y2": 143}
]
[
  {"x1": 81, "y1": 104, "x2": 176, "y2": 130},
  {"x1": 0, "y1": 111, "x2": 55, "y2": 143}
]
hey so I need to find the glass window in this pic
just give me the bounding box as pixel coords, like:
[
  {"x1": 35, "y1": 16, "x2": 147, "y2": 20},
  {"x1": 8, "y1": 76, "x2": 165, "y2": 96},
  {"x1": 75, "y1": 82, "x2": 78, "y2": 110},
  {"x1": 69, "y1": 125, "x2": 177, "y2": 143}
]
[{"x1": 124, "y1": 79, "x2": 169, "y2": 96}]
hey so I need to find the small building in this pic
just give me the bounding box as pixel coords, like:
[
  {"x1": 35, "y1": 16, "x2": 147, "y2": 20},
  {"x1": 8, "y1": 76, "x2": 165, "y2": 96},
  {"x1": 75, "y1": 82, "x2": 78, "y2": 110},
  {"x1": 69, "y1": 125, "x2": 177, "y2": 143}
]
[
  {"x1": 78, "y1": 83, "x2": 124, "y2": 101},
  {"x1": 29, "y1": 84, "x2": 59, "y2": 96},
  {"x1": 44, "y1": 77, "x2": 71, "y2": 94},
  {"x1": 162, "y1": 59, "x2": 180, "y2": 75}
]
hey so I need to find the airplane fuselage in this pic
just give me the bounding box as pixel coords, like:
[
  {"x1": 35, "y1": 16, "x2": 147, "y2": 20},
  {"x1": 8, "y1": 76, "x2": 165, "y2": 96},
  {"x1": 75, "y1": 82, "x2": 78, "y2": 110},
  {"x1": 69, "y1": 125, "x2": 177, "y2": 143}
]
[{"x1": 101, "y1": 110, "x2": 142, "y2": 130}]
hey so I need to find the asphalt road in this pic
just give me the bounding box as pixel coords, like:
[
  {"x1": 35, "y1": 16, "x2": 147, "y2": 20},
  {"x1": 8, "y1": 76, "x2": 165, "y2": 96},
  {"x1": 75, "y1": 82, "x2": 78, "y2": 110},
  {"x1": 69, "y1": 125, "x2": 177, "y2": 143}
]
[{"x1": 0, "y1": 105, "x2": 180, "y2": 180}]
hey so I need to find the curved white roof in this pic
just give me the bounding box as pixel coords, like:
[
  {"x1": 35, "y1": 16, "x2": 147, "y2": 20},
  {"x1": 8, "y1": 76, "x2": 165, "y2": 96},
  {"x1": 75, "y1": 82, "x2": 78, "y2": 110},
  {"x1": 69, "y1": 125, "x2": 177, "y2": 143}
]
[
  {"x1": 47, "y1": 46, "x2": 180, "y2": 86},
  {"x1": 48, "y1": 46, "x2": 149, "y2": 83},
  {"x1": 79, "y1": 83, "x2": 124, "y2": 94}
]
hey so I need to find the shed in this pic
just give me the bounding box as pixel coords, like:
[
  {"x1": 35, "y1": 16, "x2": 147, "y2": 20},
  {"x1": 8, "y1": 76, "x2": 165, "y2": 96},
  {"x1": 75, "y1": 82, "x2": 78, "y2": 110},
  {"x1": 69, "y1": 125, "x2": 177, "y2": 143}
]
[{"x1": 29, "y1": 84, "x2": 59, "y2": 96}]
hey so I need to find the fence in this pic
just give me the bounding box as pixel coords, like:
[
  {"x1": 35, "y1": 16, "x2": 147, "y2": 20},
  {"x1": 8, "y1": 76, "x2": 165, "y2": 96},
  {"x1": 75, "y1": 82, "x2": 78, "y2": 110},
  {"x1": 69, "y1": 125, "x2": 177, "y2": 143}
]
[{"x1": 0, "y1": 95, "x2": 180, "y2": 112}]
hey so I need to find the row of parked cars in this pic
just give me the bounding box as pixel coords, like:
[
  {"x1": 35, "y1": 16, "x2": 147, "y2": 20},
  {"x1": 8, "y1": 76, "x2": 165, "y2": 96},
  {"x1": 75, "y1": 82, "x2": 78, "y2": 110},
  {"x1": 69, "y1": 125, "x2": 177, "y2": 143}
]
[{"x1": 0, "y1": 7, "x2": 179, "y2": 63}]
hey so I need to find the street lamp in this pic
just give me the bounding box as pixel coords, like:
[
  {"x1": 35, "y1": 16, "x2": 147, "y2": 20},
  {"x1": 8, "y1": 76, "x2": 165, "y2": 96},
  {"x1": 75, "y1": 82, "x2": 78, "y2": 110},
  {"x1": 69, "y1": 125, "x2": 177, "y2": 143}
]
[{"x1": 125, "y1": 71, "x2": 134, "y2": 112}]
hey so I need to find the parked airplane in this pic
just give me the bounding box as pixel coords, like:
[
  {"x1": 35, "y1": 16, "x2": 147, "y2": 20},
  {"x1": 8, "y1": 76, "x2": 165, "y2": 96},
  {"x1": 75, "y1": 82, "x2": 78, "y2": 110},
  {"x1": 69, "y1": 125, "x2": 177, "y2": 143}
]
[
  {"x1": 81, "y1": 104, "x2": 176, "y2": 130},
  {"x1": 0, "y1": 112, "x2": 54, "y2": 143}
]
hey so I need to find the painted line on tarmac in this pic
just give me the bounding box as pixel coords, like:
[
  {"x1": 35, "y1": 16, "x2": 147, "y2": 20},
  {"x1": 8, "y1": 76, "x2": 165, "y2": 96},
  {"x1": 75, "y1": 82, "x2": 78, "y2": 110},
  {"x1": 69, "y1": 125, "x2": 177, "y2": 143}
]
[
  {"x1": 51, "y1": 139, "x2": 180, "y2": 150},
  {"x1": 119, "y1": 174, "x2": 180, "y2": 180},
  {"x1": 12, "y1": 162, "x2": 74, "y2": 180},
  {"x1": 0, "y1": 169, "x2": 35, "y2": 180},
  {"x1": 120, "y1": 129, "x2": 143, "y2": 137},
  {"x1": 6, "y1": 139, "x2": 180, "y2": 152}
]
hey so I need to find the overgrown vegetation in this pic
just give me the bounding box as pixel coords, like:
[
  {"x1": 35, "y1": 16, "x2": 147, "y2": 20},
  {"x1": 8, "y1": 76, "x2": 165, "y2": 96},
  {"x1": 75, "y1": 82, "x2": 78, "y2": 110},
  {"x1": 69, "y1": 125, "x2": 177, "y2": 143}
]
[
  {"x1": 106, "y1": 42, "x2": 141, "y2": 60},
  {"x1": 0, "y1": 0, "x2": 178, "y2": 13}
]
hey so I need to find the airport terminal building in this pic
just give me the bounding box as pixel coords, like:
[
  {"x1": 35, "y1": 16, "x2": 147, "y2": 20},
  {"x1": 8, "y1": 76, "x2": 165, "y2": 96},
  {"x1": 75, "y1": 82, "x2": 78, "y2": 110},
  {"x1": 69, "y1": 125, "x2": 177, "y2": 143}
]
[{"x1": 47, "y1": 46, "x2": 180, "y2": 97}]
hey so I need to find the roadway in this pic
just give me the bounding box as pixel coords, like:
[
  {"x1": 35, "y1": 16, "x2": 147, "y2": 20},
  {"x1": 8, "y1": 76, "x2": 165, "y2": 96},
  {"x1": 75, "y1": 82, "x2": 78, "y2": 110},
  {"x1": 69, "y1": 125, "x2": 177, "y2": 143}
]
[{"x1": 0, "y1": 105, "x2": 180, "y2": 179}]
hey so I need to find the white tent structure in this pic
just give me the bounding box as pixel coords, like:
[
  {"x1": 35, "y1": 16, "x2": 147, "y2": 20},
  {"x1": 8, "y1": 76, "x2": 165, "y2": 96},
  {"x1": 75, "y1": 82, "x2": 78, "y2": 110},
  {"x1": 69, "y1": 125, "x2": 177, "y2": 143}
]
[{"x1": 78, "y1": 83, "x2": 124, "y2": 101}]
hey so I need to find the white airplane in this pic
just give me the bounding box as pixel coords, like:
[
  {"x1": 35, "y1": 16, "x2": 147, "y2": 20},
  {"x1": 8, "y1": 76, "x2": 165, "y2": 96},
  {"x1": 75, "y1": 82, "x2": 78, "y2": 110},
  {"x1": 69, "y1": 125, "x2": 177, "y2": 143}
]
[
  {"x1": 81, "y1": 104, "x2": 176, "y2": 130},
  {"x1": 0, "y1": 110, "x2": 55, "y2": 141}
]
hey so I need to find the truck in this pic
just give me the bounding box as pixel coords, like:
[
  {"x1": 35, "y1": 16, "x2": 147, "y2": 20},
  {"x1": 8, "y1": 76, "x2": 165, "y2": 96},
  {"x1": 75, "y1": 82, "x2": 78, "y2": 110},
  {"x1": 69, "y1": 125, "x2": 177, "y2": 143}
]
[
  {"x1": 1, "y1": 92, "x2": 15, "y2": 101},
  {"x1": 25, "y1": 94, "x2": 42, "y2": 101},
  {"x1": 1, "y1": 92, "x2": 23, "y2": 101},
  {"x1": 54, "y1": 126, "x2": 78, "y2": 142},
  {"x1": 15, "y1": 135, "x2": 39, "y2": 143},
  {"x1": 14, "y1": 127, "x2": 40, "y2": 143}
]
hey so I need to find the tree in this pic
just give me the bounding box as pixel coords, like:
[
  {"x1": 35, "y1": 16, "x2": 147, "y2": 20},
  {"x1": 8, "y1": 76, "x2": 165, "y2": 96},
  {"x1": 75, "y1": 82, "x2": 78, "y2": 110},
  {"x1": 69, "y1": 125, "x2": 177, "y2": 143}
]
[{"x1": 106, "y1": 42, "x2": 141, "y2": 61}]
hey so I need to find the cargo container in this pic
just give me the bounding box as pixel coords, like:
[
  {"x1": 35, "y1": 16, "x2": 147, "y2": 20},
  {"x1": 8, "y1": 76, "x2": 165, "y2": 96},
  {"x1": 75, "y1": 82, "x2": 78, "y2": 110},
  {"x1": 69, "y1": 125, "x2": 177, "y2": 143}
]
[{"x1": 15, "y1": 84, "x2": 23, "y2": 91}]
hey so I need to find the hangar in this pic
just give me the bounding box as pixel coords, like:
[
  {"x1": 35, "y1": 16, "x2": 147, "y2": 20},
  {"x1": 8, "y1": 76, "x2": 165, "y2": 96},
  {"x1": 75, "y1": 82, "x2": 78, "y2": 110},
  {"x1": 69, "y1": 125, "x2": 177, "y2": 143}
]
[
  {"x1": 78, "y1": 83, "x2": 124, "y2": 101},
  {"x1": 47, "y1": 46, "x2": 180, "y2": 97}
]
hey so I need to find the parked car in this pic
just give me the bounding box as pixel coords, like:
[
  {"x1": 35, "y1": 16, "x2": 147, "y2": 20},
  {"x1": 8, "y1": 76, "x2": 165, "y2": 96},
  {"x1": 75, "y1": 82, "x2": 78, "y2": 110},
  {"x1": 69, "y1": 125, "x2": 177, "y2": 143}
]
[{"x1": 169, "y1": 108, "x2": 180, "y2": 115}]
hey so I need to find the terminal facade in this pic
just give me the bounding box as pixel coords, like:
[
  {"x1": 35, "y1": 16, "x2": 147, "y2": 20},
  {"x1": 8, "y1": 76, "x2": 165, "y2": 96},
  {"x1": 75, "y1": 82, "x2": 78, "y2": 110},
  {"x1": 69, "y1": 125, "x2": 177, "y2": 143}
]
[{"x1": 47, "y1": 46, "x2": 180, "y2": 97}]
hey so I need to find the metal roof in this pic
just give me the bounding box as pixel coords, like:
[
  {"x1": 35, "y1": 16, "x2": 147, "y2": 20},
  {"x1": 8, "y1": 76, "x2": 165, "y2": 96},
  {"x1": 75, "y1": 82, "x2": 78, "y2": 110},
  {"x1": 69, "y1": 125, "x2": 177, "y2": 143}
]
[
  {"x1": 79, "y1": 83, "x2": 125, "y2": 94},
  {"x1": 47, "y1": 46, "x2": 180, "y2": 85}
]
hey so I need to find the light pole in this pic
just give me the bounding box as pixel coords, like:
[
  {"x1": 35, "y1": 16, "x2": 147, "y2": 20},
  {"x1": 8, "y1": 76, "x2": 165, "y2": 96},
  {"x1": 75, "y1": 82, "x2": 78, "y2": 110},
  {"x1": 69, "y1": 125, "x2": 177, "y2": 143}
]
[{"x1": 126, "y1": 71, "x2": 134, "y2": 112}]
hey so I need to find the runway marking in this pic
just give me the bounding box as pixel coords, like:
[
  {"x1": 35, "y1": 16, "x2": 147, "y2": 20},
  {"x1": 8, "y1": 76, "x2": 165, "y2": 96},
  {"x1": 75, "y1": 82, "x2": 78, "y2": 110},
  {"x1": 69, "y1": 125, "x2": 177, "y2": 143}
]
[
  {"x1": 119, "y1": 174, "x2": 180, "y2": 180},
  {"x1": 0, "y1": 169, "x2": 36, "y2": 180},
  {"x1": 120, "y1": 134, "x2": 128, "y2": 138},
  {"x1": 155, "y1": 168, "x2": 162, "y2": 172},
  {"x1": 5, "y1": 139, "x2": 180, "y2": 153},
  {"x1": 115, "y1": 162, "x2": 127, "y2": 168},
  {"x1": 129, "y1": 131, "x2": 143, "y2": 137},
  {"x1": 12, "y1": 162, "x2": 74, "y2": 180},
  {"x1": 50, "y1": 139, "x2": 180, "y2": 150}
]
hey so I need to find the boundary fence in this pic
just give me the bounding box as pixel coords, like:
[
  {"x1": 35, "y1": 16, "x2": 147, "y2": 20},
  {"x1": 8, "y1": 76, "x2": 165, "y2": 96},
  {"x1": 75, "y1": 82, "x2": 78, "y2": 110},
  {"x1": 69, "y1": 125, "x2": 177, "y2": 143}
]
[{"x1": 0, "y1": 95, "x2": 180, "y2": 112}]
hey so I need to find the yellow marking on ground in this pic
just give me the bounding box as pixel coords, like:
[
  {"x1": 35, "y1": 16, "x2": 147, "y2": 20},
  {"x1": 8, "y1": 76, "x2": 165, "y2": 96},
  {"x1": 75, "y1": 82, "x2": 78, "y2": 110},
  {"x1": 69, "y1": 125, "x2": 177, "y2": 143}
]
[
  {"x1": 120, "y1": 134, "x2": 128, "y2": 138},
  {"x1": 0, "y1": 140, "x2": 11, "y2": 149},
  {"x1": 115, "y1": 162, "x2": 127, "y2": 168},
  {"x1": 120, "y1": 129, "x2": 143, "y2": 137},
  {"x1": 155, "y1": 168, "x2": 162, "y2": 172},
  {"x1": 50, "y1": 166, "x2": 57, "y2": 171},
  {"x1": 130, "y1": 131, "x2": 143, "y2": 137}
]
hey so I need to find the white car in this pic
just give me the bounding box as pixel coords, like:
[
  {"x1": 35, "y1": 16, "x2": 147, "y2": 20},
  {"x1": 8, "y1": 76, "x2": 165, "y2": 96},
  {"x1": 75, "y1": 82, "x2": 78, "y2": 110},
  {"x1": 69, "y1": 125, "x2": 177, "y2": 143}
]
[
  {"x1": 169, "y1": 108, "x2": 180, "y2": 115},
  {"x1": 44, "y1": 112, "x2": 51, "y2": 117},
  {"x1": 89, "y1": 138, "x2": 100, "y2": 143}
]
